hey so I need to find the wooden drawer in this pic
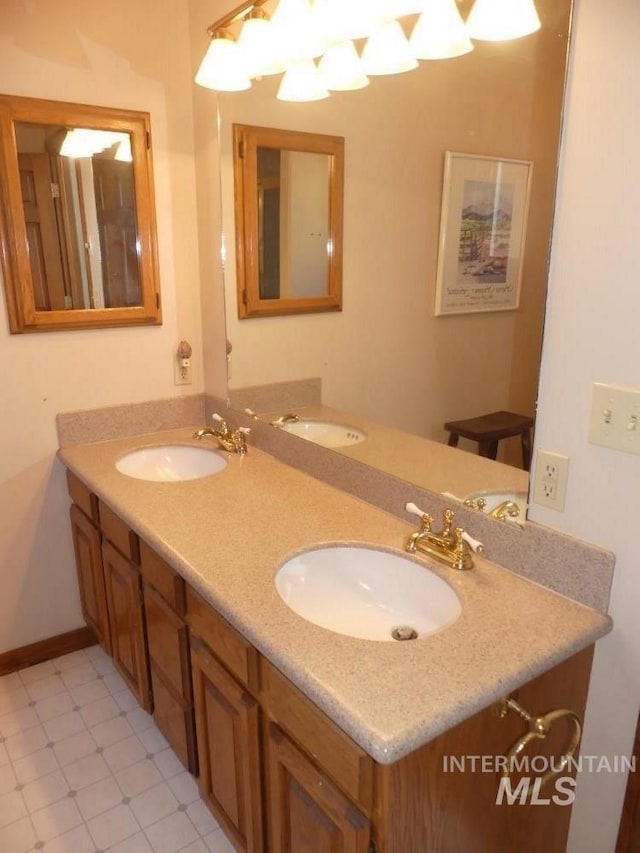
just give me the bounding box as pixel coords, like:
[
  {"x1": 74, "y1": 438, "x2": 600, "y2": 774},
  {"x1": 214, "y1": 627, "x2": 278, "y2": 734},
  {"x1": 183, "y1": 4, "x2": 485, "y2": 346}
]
[
  {"x1": 150, "y1": 665, "x2": 197, "y2": 775},
  {"x1": 66, "y1": 470, "x2": 98, "y2": 522},
  {"x1": 140, "y1": 541, "x2": 185, "y2": 615},
  {"x1": 144, "y1": 583, "x2": 192, "y2": 702},
  {"x1": 186, "y1": 587, "x2": 259, "y2": 694},
  {"x1": 98, "y1": 500, "x2": 139, "y2": 563},
  {"x1": 260, "y1": 658, "x2": 374, "y2": 813}
]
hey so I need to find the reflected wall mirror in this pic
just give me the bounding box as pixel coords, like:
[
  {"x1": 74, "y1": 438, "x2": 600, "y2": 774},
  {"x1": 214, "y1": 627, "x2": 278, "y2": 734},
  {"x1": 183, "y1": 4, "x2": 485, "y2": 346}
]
[
  {"x1": 213, "y1": 0, "x2": 572, "y2": 525},
  {"x1": 233, "y1": 124, "x2": 344, "y2": 318},
  {"x1": 0, "y1": 95, "x2": 161, "y2": 333}
]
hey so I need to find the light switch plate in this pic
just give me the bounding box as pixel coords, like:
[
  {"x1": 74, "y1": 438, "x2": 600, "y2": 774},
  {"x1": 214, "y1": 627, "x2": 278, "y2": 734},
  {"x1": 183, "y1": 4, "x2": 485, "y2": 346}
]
[{"x1": 588, "y1": 382, "x2": 640, "y2": 455}]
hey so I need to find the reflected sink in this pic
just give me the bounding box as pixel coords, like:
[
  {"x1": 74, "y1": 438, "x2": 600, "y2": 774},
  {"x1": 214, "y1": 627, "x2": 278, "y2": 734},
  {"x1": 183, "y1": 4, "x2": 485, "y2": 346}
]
[
  {"x1": 465, "y1": 489, "x2": 528, "y2": 523},
  {"x1": 278, "y1": 419, "x2": 365, "y2": 449},
  {"x1": 275, "y1": 546, "x2": 461, "y2": 642},
  {"x1": 116, "y1": 445, "x2": 227, "y2": 482}
]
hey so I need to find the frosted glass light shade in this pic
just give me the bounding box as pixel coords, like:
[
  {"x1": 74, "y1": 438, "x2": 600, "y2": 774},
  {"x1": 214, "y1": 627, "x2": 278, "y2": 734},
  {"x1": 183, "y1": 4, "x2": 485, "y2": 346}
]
[
  {"x1": 361, "y1": 20, "x2": 418, "y2": 75},
  {"x1": 270, "y1": 0, "x2": 326, "y2": 61},
  {"x1": 466, "y1": 0, "x2": 541, "y2": 41},
  {"x1": 60, "y1": 129, "x2": 126, "y2": 158},
  {"x1": 236, "y1": 15, "x2": 287, "y2": 77},
  {"x1": 372, "y1": 0, "x2": 427, "y2": 19},
  {"x1": 114, "y1": 137, "x2": 132, "y2": 162},
  {"x1": 318, "y1": 41, "x2": 369, "y2": 91},
  {"x1": 277, "y1": 60, "x2": 330, "y2": 101},
  {"x1": 410, "y1": 0, "x2": 473, "y2": 59},
  {"x1": 195, "y1": 32, "x2": 251, "y2": 91}
]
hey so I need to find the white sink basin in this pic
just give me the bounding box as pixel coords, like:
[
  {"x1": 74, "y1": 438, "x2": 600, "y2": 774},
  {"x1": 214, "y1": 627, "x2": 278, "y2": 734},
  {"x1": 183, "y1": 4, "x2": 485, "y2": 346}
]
[
  {"x1": 278, "y1": 419, "x2": 365, "y2": 449},
  {"x1": 275, "y1": 545, "x2": 461, "y2": 642},
  {"x1": 116, "y1": 445, "x2": 227, "y2": 482}
]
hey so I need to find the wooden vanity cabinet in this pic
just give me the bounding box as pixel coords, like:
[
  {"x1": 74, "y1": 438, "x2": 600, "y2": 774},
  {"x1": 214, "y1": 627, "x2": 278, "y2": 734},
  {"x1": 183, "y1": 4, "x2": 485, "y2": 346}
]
[
  {"x1": 140, "y1": 541, "x2": 197, "y2": 775},
  {"x1": 69, "y1": 502, "x2": 111, "y2": 655},
  {"x1": 187, "y1": 588, "x2": 263, "y2": 853}
]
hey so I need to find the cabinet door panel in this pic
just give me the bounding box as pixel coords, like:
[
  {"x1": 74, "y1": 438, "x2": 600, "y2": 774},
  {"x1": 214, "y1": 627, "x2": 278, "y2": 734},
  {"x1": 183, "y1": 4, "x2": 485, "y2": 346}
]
[
  {"x1": 191, "y1": 636, "x2": 263, "y2": 853},
  {"x1": 144, "y1": 583, "x2": 191, "y2": 701},
  {"x1": 69, "y1": 504, "x2": 111, "y2": 654},
  {"x1": 150, "y1": 665, "x2": 197, "y2": 775},
  {"x1": 266, "y1": 722, "x2": 371, "y2": 853},
  {"x1": 102, "y1": 540, "x2": 151, "y2": 712}
]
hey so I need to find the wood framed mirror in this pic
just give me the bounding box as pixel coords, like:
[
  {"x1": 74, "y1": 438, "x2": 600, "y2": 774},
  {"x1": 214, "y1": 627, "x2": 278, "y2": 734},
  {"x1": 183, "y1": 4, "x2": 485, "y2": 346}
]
[
  {"x1": 233, "y1": 124, "x2": 344, "y2": 319},
  {"x1": 0, "y1": 94, "x2": 161, "y2": 333}
]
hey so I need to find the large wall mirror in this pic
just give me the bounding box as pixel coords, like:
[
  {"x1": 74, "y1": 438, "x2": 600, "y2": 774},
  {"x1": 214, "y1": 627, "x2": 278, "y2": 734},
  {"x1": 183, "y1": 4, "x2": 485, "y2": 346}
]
[
  {"x1": 234, "y1": 124, "x2": 344, "y2": 318},
  {"x1": 215, "y1": 0, "x2": 572, "y2": 525},
  {"x1": 0, "y1": 95, "x2": 161, "y2": 333}
]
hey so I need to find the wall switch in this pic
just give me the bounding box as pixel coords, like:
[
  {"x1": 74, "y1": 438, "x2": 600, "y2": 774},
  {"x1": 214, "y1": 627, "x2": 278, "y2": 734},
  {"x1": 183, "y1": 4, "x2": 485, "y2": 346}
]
[
  {"x1": 589, "y1": 382, "x2": 640, "y2": 455},
  {"x1": 174, "y1": 358, "x2": 192, "y2": 386},
  {"x1": 532, "y1": 450, "x2": 570, "y2": 511}
]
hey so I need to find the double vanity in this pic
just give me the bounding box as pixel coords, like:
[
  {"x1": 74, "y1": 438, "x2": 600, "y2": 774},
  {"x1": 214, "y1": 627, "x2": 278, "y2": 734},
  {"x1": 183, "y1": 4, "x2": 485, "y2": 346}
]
[{"x1": 59, "y1": 425, "x2": 612, "y2": 853}]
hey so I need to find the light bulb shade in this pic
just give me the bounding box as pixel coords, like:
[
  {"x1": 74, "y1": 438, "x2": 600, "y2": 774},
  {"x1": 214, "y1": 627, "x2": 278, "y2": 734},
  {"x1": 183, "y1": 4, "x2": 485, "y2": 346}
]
[
  {"x1": 195, "y1": 32, "x2": 251, "y2": 91},
  {"x1": 277, "y1": 60, "x2": 330, "y2": 101},
  {"x1": 466, "y1": 0, "x2": 541, "y2": 41},
  {"x1": 361, "y1": 20, "x2": 418, "y2": 76},
  {"x1": 270, "y1": 0, "x2": 326, "y2": 62},
  {"x1": 236, "y1": 16, "x2": 287, "y2": 77},
  {"x1": 410, "y1": 0, "x2": 473, "y2": 59},
  {"x1": 60, "y1": 129, "x2": 126, "y2": 158},
  {"x1": 313, "y1": 0, "x2": 379, "y2": 43},
  {"x1": 318, "y1": 41, "x2": 369, "y2": 91},
  {"x1": 371, "y1": 0, "x2": 428, "y2": 20},
  {"x1": 114, "y1": 137, "x2": 132, "y2": 163}
]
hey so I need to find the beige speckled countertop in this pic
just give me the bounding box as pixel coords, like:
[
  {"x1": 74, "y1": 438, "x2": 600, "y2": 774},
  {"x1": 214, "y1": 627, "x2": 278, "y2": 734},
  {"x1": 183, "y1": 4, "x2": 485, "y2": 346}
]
[{"x1": 58, "y1": 427, "x2": 611, "y2": 765}]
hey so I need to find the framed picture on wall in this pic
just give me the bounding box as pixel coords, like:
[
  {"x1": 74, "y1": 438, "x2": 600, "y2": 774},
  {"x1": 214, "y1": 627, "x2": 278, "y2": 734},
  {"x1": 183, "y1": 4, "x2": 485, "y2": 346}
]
[{"x1": 434, "y1": 152, "x2": 533, "y2": 316}]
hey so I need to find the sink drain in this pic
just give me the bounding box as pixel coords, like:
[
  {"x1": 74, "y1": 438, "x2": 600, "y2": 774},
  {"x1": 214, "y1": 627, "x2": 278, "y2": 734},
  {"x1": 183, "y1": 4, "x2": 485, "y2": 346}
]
[{"x1": 391, "y1": 626, "x2": 418, "y2": 642}]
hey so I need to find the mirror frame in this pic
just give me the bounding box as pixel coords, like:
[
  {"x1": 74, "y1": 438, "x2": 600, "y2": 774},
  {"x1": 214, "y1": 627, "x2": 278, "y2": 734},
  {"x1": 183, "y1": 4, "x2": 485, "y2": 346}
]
[
  {"x1": 0, "y1": 94, "x2": 161, "y2": 333},
  {"x1": 233, "y1": 123, "x2": 344, "y2": 319}
]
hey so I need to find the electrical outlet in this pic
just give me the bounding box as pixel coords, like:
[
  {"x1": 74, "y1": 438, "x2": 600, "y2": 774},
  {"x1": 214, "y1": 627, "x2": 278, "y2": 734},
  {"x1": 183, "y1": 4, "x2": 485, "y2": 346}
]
[
  {"x1": 174, "y1": 358, "x2": 192, "y2": 386},
  {"x1": 533, "y1": 450, "x2": 570, "y2": 511}
]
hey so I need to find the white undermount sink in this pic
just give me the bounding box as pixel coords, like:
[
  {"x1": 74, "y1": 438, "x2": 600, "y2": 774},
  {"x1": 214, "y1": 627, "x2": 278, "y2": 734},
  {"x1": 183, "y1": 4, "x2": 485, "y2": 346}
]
[
  {"x1": 275, "y1": 545, "x2": 461, "y2": 642},
  {"x1": 115, "y1": 445, "x2": 227, "y2": 482},
  {"x1": 278, "y1": 419, "x2": 366, "y2": 449}
]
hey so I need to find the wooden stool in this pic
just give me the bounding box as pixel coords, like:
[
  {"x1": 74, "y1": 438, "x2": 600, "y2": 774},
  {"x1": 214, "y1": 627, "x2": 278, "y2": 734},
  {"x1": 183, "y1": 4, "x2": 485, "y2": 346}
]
[{"x1": 444, "y1": 410, "x2": 534, "y2": 471}]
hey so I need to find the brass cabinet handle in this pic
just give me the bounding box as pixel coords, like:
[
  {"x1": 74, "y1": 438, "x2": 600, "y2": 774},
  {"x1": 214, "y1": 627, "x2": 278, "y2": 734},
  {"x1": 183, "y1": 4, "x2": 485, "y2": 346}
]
[{"x1": 497, "y1": 697, "x2": 582, "y2": 790}]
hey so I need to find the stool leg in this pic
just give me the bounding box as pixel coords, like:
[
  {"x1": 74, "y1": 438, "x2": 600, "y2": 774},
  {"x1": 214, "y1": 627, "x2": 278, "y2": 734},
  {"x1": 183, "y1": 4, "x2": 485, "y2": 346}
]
[
  {"x1": 521, "y1": 429, "x2": 532, "y2": 471},
  {"x1": 447, "y1": 432, "x2": 460, "y2": 448},
  {"x1": 478, "y1": 439, "x2": 498, "y2": 459}
]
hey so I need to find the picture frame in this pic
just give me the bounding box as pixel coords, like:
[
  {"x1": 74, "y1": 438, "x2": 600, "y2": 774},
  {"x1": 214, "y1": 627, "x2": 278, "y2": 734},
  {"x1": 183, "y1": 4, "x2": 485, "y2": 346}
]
[{"x1": 434, "y1": 151, "x2": 533, "y2": 316}]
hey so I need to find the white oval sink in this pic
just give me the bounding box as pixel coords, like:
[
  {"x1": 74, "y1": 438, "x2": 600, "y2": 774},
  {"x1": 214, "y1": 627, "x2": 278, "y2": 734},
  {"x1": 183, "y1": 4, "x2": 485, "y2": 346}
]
[
  {"x1": 116, "y1": 445, "x2": 227, "y2": 482},
  {"x1": 279, "y1": 419, "x2": 365, "y2": 449},
  {"x1": 275, "y1": 546, "x2": 461, "y2": 642}
]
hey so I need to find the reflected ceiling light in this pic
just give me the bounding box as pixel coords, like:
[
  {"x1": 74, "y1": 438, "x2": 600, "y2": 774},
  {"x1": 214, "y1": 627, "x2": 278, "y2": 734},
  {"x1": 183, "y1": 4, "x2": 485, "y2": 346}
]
[
  {"x1": 60, "y1": 129, "x2": 126, "y2": 158},
  {"x1": 410, "y1": 0, "x2": 473, "y2": 59},
  {"x1": 466, "y1": 0, "x2": 541, "y2": 41},
  {"x1": 361, "y1": 20, "x2": 418, "y2": 76},
  {"x1": 114, "y1": 137, "x2": 132, "y2": 163},
  {"x1": 277, "y1": 60, "x2": 330, "y2": 101},
  {"x1": 318, "y1": 41, "x2": 369, "y2": 91},
  {"x1": 195, "y1": 30, "x2": 251, "y2": 91}
]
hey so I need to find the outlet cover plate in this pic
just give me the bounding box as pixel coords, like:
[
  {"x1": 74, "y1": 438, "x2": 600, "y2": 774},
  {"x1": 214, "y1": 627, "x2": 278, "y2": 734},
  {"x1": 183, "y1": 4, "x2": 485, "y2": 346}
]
[{"x1": 533, "y1": 449, "x2": 570, "y2": 511}]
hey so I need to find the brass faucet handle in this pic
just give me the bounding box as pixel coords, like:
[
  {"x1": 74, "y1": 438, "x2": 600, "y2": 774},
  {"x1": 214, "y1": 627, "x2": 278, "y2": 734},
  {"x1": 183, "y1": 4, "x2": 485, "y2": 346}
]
[
  {"x1": 477, "y1": 498, "x2": 487, "y2": 511},
  {"x1": 452, "y1": 528, "x2": 473, "y2": 571},
  {"x1": 441, "y1": 508, "x2": 455, "y2": 538},
  {"x1": 420, "y1": 512, "x2": 434, "y2": 532}
]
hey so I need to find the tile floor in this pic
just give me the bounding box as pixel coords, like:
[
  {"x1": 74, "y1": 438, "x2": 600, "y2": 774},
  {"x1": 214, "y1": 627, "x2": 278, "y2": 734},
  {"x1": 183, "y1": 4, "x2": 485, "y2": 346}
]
[{"x1": 0, "y1": 645, "x2": 235, "y2": 853}]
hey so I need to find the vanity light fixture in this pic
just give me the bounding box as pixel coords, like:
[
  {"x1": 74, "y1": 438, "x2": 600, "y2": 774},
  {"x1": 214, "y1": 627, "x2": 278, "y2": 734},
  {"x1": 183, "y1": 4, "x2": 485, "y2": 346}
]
[{"x1": 195, "y1": 0, "x2": 541, "y2": 100}]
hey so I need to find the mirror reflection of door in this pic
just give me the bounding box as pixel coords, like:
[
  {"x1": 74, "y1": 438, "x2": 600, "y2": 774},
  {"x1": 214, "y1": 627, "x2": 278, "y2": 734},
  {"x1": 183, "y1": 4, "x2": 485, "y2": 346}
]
[{"x1": 257, "y1": 146, "x2": 331, "y2": 301}]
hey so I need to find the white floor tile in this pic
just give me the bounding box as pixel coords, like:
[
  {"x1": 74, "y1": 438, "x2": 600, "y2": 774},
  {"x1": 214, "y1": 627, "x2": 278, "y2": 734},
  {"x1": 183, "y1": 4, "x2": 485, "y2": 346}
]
[
  {"x1": 34, "y1": 691, "x2": 75, "y2": 724},
  {"x1": 79, "y1": 695, "x2": 120, "y2": 728},
  {"x1": 114, "y1": 687, "x2": 139, "y2": 712},
  {"x1": 62, "y1": 752, "x2": 110, "y2": 791},
  {"x1": 180, "y1": 840, "x2": 208, "y2": 853},
  {"x1": 53, "y1": 730, "x2": 96, "y2": 768},
  {"x1": 18, "y1": 660, "x2": 56, "y2": 686},
  {"x1": 43, "y1": 710, "x2": 86, "y2": 744},
  {"x1": 52, "y1": 650, "x2": 90, "y2": 672},
  {"x1": 0, "y1": 761, "x2": 17, "y2": 795},
  {"x1": 0, "y1": 742, "x2": 8, "y2": 767},
  {"x1": 42, "y1": 822, "x2": 95, "y2": 853},
  {"x1": 75, "y1": 775, "x2": 123, "y2": 821},
  {"x1": 0, "y1": 788, "x2": 28, "y2": 828},
  {"x1": 5, "y1": 724, "x2": 48, "y2": 762},
  {"x1": 90, "y1": 714, "x2": 134, "y2": 749},
  {"x1": 202, "y1": 828, "x2": 236, "y2": 853},
  {"x1": 154, "y1": 748, "x2": 184, "y2": 781},
  {"x1": 143, "y1": 810, "x2": 199, "y2": 853},
  {"x1": 130, "y1": 781, "x2": 179, "y2": 829},
  {"x1": 116, "y1": 758, "x2": 163, "y2": 798},
  {"x1": 0, "y1": 672, "x2": 22, "y2": 693},
  {"x1": 167, "y1": 771, "x2": 200, "y2": 806},
  {"x1": 22, "y1": 768, "x2": 70, "y2": 812},
  {"x1": 86, "y1": 802, "x2": 140, "y2": 849},
  {"x1": 127, "y1": 706, "x2": 155, "y2": 733},
  {"x1": 103, "y1": 672, "x2": 129, "y2": 696},
  {"x1": 0, "y1": 705, "x2": 40, "y2": 739},
  {"x1": 187, "y1": 799, "x2": 219, "y2": 836},
  {"x1": 138, "y1": 727, "x2": 169, "y2": 756},
  {"x1": 102, "y1": 734, "x2": 147, "y2": 774},
  {"x1": 30, "y1": 796, "x2": 83, "y2": 842},
  {"x1": 60, "y1": 663, "x2": 98, "y2": 690},
  {"x1": 12, "y1": 748, "x2": 60, "y2": 785},
  {"x1": 107, "y1": 829, "x2": 154, "y2": 853},
  {"x1": 69, "y1": 678, "x2": 110, "y2": 708},
  {"x1": 25, "y1": 675, "x2": 67, "y2": 703},
  {"x1": 0, "y1": 686, "x2": 31, "y2": 718},
  {"x1": 0, "y1": 814, "x2": 37, "y2": 852}
]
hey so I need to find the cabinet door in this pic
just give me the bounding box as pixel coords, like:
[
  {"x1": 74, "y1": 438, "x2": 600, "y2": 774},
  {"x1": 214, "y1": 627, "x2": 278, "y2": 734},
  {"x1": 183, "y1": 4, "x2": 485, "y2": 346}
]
[
  {"x1": 266, "y1": 722, "x2": 371, "y2": 853},
  {"x1": 69, "y1": 504, "x2": 111, "y2": 654},
  {"x1": 102, "y1": 540, "x2": 151, "y2": 712},
  {"x1": 190, "y1": 635, "x2": 263, "y2": 853}
]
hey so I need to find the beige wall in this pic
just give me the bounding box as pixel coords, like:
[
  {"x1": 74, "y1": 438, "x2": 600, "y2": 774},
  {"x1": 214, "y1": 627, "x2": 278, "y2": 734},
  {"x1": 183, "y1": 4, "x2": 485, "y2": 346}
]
[
  {"x1": 217, "y1": 0, "x2": 568, "y2": 448},
  {"x1": 0, "y1": 0, "x2": 204, "y2": 651}
]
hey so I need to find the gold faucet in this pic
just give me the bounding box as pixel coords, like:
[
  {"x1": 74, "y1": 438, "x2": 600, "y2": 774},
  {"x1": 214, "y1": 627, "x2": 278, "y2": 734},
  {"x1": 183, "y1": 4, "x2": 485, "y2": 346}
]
[
  {"x1": 271, "y1": 413, "x2": 299, "y2": 427},
  {"x1": 488, "y1": 500, "x2": 520, "y2": 521},
  {"x1": 405, "y1": 503, "x2": 482, "y2": 571},
  {"x1": 193, "y1": 414, "x2": 250, "y2": 455}
]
